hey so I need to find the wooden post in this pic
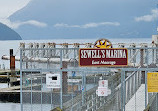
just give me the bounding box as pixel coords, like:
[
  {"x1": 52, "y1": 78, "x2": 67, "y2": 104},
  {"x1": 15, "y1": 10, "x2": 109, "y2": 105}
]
[
  {"x1": 10, "y1": 49, "x2": 15, "y2": 70},
  {"x1": 10, "y1": 49, "x2": 16, "y2": 86},
  {"x1": 62, "y1": 61, "x2": 68, "y2": 94}
]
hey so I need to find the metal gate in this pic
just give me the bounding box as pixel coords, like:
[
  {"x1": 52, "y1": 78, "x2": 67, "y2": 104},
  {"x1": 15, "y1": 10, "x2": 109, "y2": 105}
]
[{"x1": 20, "y1": 46, "x2": 158, "y2": 111}]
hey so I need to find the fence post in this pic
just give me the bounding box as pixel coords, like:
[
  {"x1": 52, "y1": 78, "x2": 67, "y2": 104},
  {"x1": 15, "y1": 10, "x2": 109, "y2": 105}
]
[
  {"x1": 40, "y1": 70, "x2": 43, "y2": 111},
  {"x1": 157, "y1": 93, "x2": 158, "y2": 110},
  {"x1": 73, "y1": 43, "x2": 80, "y2": 57},
  {"x1": 145, "y1": 47, "x2": 149, "y2": 108},
  {"x1": 145, "y1": 71, "x2": 147, "y2": 108},
  {"x1": 129, "y1": 43, "x2": 136, "y2": 63},
  {"x1": 82, "y1": 71, "x2": 84, "y2": 106},
  {"x1": 20, "y1": 43, "x2": 25, "y2": 56},
  {"x1": 60, "y1": 50, "x2": 63, "y2": 109},
  {"x1": 82, "y1": 71, "x2": 86, "y2": 106},
  {"x1": 123, "y1": 70, "x2": 126, "y2": 111},
  {"x1": 62, "y1": 43, "x2": 68, "y2": 59},
  {"x1": 20, "y1": 48, "x2": 23, "y2": 111},
  {"x1": 121, "y1": 69, "x2": 124, "y2": 111},
  {"x1": 152, "y1": 35, "x2": 158, "y2": 64}
]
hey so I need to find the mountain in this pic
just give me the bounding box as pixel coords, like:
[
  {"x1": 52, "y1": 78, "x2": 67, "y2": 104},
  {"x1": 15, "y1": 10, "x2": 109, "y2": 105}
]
[
  {"x1": 9, "y1": 0, "x2": 157, "y2": 39},
  {"x1": 0, "y1": 23, "x2": 21, "y2": 40}
]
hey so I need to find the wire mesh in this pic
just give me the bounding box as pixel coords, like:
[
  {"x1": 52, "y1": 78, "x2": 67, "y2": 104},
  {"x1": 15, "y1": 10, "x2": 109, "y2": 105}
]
[{"x1": 20, "y1": 47, "x2": 158, "y2": 111}]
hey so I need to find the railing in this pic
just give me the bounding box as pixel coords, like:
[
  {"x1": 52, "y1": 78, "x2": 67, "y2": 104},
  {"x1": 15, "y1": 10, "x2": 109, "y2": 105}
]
[
  {"x1": 19, "y1": 47, "x2": 158, "y2": 111},
  {"x1": 63, "y1": 72, "x2": 122, "y2": 111}
]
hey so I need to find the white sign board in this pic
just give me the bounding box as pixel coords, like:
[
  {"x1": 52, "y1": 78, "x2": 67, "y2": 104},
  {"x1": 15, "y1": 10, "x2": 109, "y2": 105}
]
[
  {"x1": 96, "y1": 80, "x2": 110, "y2": 96},
  {"x1": 96, "y1": 88, "x2": 111, "y2": 96},
  {"x1": 98, "y1": 87, "x2": 108, "y2": 96},
  {"x1": 46, "y1": 73, "x2": 61, "y2": 88},
  {"x1": 99, "y1": 80, "x2": 108, "y2": 87}
]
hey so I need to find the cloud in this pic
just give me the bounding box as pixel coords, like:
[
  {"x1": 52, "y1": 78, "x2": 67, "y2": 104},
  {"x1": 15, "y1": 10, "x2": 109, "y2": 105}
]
[
  {"x1": 135, "y1": 9, "x2": 158, "y2": 22},
  {"x1": 120, "y1": 31, "x2": 139, "y2": 36},
  {"x1": 0, "y1": 19, "x2": 47, "y2": 29},
  {"x1": 54, "y1": 22, "x2": 120, "y2": 28},
  {"x1": 0, "y1": 0, "x2": 31, "y2": 18}
]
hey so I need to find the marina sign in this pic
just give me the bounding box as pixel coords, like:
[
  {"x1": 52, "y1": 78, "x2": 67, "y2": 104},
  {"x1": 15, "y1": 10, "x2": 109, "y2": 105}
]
[
  {"x1": 79, "y1": 48, "x2": 128, "y2": 67},
  {"x1": 79, "y1": 38, "x2": 128, "y2": 67}
]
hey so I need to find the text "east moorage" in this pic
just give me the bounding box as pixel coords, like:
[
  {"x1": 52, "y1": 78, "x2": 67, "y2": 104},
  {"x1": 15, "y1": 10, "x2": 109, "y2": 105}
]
[{"x1": 80, "y1": 49, "x2": 127, "y2": 58}]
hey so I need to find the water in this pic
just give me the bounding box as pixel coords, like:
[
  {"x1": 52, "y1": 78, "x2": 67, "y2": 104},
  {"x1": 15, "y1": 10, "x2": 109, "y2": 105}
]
[
  {"x1": 0, "y1": 83, "x2": 20, "y2": 111},
  {"x1": 0, "y1": 38, "x2": 151, "y2": 69},
  {"x1": 0, "y1": 38, "x2": 151, "y2": 111},
  {"x1": 0, "y1": 102, "x2": 20, "y2": 111}
]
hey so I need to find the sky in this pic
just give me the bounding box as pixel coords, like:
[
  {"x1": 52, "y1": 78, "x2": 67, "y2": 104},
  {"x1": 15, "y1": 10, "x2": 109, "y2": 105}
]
[
  {"x1": 0, "y1": 0, "x2": 30, "y2": 18},
  {"x1": 0, "y1": 0, "x2": 158, "y2": 39},
  {"x1": 0, "y1": 0, "x2": 33, "y2": 33}
]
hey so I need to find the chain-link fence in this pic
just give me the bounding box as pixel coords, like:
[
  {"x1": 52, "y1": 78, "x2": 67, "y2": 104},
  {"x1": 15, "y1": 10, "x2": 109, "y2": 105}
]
[
  {"x1": 20, "y1": 47, "x2": 158, "y2": 111},
  {"x1": 147, "y1": 93, "x2": 158, "y2": 111}
]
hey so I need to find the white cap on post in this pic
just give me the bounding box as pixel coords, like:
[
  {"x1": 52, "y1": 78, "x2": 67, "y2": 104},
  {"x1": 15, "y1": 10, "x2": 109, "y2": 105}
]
[{"x1": 152, "y1": 35, "x2": 158, "y2": 45}]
